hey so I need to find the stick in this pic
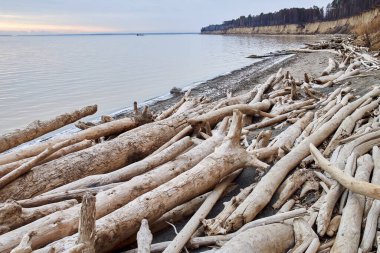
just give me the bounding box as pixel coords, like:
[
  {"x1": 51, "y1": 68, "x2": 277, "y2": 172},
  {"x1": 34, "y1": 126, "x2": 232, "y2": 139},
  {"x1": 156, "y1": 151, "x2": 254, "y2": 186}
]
[{"x1": 137, "y1": 219, "x2": 152, "y2": 253}]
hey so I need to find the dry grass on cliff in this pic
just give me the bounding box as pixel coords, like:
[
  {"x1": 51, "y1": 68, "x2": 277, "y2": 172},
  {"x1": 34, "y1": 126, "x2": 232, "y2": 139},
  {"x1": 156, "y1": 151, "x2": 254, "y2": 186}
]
[{"x1": 353, "y1": 15, "x2": 380, "y2": 50}]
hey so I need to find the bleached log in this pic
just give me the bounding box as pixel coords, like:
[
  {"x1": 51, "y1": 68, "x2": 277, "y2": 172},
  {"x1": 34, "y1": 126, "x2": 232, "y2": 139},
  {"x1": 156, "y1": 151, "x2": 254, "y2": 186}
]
[
  {"x1": 45, "y1": 136, "x2": 193, "y2": 194},
  {"x1": 151, "y1": 126, "x2": 193, "y2": 156},
  {"x1": 124, "y1": 209, "x2": 307, "y2": 253},
  {"x1": 0, "y1": 112, "x2": 191, "y2": 201},
  {"x1": 269, "y1": 112, "x2": 314, "y2": 151},
  {"x1": 0, "y1": 105, "x2": 153, "y2": 167},
  {"x1": 0, "y1": 140, "x2": 93, "y2": 178},
  {"x1": 321, "y1": 88, "x2": 341, "y2": 106},
  {"x1": 360, "y1": 146, "x2": 380, "y2": 253},
  {"x1": 331, "y1": 155, "x2": 374, "y2": 253},
  {"x1": 203, "y1": 184, "x2": 255, "y2": 235},
  {"x1": 322, "y1": 58, "x2": 338, "y2": 76},
  {"x1": 335, "y1": 69, "x2": 361, "y2": 83},
  {"x1": 162, "y1": 170, "x2": 241, "y2": 253},
  {"x1": 156, "y1": 90, "x2": 191, "y2": 121},
  {"x1": 291, "y1": 218, "x2": 319, "y2": 253},
  {"x1": 213, "y1": 89, "x2": 256, "y2": 110},
  {"x1": 324, "y1": 98, "x2": 380, "y2": 156},
  {"x1": 17, "y1": 183, "x2": 120, "y2": 208},
  {"x1": 244, "y1": 112, "x2": 291, "y2": 130},
  {"x1": 9, "y1": 232, "x2": 36, "y2": 253},
  {"x1": 0, "y1": 200, "x2": 77, "y2": 235},
  {"x1": 249, "y1": 75, "x2": 275, "y2": 104},
  {"x1": 223, "y1": 88, "x2": 380, "y2": 232},
  {"x1": 0, "y1": 122, "x2": 228, "y2": 252},
  {"x1": 215, "y1": 223, "x2": 294, "y2": 253},
  {"x1": 278, "y1": 199, "x2": 296, "y2": 213},
  {"x1": 41, "y1": 110, "x2": 268, "y2": 253},
  {"x1": 311, "y1": 145, "x2": 380, "y2": 200},
  {"x1": 255, "y1": 130, "x2": 272, "y2": 149},
  {"x1": 269, "y1": 99, "x2": 314, "y2": 115},
  {"x1": 315, "y1": 71, "x2": 344, "y2": 84},
  {"x1": 0, "y1": 139, "x2": 81, "y2": 189},
  {"x1": 150, "y1": 193, "x2": 210, "y2": 233},
  {"x1": 172, "y1": 97, "x2": 206, "y2": 117},
  {"x1": 272, "y1": 169, "x2": 312, "y2": 209},
  {"x1": 314, "y1": 171, "x2": 334, "y2": 187},
  {"x1": 326, "y1": 215, "x2": 341, "y2": 237},
  {"x1": 188, "y1": 102, "x2": 273, "y2": 127},
  {"x1": 137, "y1": 219, "x2": 152, "y2": 253},
  {"x1": 0, "y1": 105, "x2": 97, "y2": 154}
]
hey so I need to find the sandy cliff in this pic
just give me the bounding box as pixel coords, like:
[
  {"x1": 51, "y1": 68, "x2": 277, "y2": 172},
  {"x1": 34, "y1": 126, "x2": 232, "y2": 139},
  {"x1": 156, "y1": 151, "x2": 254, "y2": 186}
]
[{"x1": 203, "y1": 8, "x2": 380, "y2": 35}]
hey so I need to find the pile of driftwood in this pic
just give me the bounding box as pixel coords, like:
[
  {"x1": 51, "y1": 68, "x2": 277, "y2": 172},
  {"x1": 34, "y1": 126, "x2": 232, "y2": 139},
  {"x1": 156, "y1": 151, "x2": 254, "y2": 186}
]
[{"x1": 0, "y1": 38, "x2": 380, "y2": 253}]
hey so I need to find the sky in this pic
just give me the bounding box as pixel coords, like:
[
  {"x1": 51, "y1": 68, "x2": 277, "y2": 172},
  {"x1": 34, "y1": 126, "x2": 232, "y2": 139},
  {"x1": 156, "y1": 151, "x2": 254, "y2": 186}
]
[{"x1": 0, "y1": 0, "x2": 332, "y2": 34}]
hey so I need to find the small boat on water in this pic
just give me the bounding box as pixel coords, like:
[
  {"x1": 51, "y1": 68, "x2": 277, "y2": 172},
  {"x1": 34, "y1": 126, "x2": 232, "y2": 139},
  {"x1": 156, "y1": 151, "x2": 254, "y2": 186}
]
[{"x1": 136, "y1": 33, "x2": 144, "y2": 36}]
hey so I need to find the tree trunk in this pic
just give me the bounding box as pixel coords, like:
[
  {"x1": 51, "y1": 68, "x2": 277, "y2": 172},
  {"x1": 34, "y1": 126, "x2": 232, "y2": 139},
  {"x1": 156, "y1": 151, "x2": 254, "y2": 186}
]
[
  {"x1": 0, "y1": 105, "x2": 97, "y2": 154},
  {"x1": 0, "y1": 115, "x2": 189, "y2": 201},
  {"x1": 42, "y1": 136, "x2": 193, "y2": 195},
  {"x1": 0, "y1": 200, "x2": 77, "y2": 235}
]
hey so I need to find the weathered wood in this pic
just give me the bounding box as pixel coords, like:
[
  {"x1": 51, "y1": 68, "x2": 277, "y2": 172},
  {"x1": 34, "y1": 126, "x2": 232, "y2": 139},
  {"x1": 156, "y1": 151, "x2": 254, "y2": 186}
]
[
  {"x1": 223, "y1": 88, "x2": 380, "y2": 232},
  {"x1": 203, "y1": 184, "x2": 255, "y2": 235},
  {"x1": 0, "y1": 139, "x2": 82, "y2": 189},
  {"x1": 41, "y1": 110, "x2": 269, "y2": 253},
  {"x1": 215, "y1": 223, "x2": 294, "y2": 253},
  {"x1": 331, "y1": 155, "x2": 374, "y2": 253},
  {"x1": 0, "y1": 140, "x2": 93, "y2": 178},
  {"x1": 322, "y1": 58, "x2": 338, "y2": 76},
  {"x1": 43, "y1": 136, "x2": 193, "y2": 195},
  {"x1": 0, "y1": 105, "x2": 97, "y2": 154},
  {"x1": 162, "y1": 170, "x2": 241, "y2": 253},
  {"x1": 0, "y1": 117, "x2": 227, "y2": 252},
  {"x1": 137, "y1": 219, "x2": 152, "y2": 253},
  {"x1": 156, "y1": 90, "x2": 191, "y2": 121},
  {"x1": 291, "y1": 218, "x2": 319, "y2": 253},
  {"x1": 326, "y1": 215, "x2": 341, "y2": 237},
  {"x1": 0, "y1": 200, "x2": 77, "y2": 235},
  {"x1": 0, "y1": 114, "x2": 191, "y2": 201},
  {"x1": 9, "y1": 232, "x2": 36, "y2": 253}
]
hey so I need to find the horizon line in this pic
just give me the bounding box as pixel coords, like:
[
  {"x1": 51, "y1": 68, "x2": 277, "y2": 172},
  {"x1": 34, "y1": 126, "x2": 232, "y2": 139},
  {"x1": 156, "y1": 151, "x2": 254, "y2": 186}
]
[{"x1": 0, "y1": 32, "x2": 201, "y2": 37}]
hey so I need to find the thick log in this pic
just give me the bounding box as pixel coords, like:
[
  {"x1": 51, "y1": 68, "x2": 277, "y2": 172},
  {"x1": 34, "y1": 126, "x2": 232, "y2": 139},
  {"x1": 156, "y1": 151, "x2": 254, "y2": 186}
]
[
  {"x1": 326, "y1": 215, "x2": 341, "y2": 237},
  {"x1": 162, "y1": 170, "x2": 241, "y2": 253},
  {"x1": 203, "y1": 184, "x2": 255, "y2": 235},
  {"x1": 324, "y1": 98, "x2": 380, "y2": 156},
  {"x1": 0, "y1": 117, "x2": 227, "y2": 252},
  {"x1": 0, "y1": 140, "x2": 93, "y2": 178},
  {"x1": 137, "y1": 219, "x2": 152, "y2": 253},
  {"x1": 223, "y1": 88, "x2": 380, "y2": 231},
  {"x1": 215, "y1": 223, "x2": 294, "y2": 253},
  {"x1": 0, "y1": 200, "x2": 77, "y2": 235},
  {"x1": 17, "y1": 183, "x2": 120, "y2": 208},
  {"x1": 188, "y1": 102, "x2": 273, "y2": 127},
  {"x1": 124, "y1": 209, "x2": 307, "y2": 253},
  {"x1": 291, "y1": 218, "x2": 319, "y2": 253},
  {"x1": 0, "y1": 114, "x2": 190, "y2": 201},
  {"x1": 316, "y1": 130, "x2": 380, "y2": 236},
  {"x1": 269, "y1": 112, "x2": 314, "y2": 151},
  {"x1": 43, "y1": 136, "x2": 193, "y2": 195},
  {"x1": 331, "y1": 155, "x2": 374, "y2": 253},
  {"x1": 0, "y1": 107, "x2": 154, "y2": 167},
  {"x1": 0, "y1": 139, "x2": 82, "y2": 189},
  {"x1": 41, "y1": 110, "x2": 268, "y2": 253},
  {"x1": 322, "y1": 58, "x2": 338, "y2": 76},
  {"x1": 315, "y1": 71, "x2": 344, "y2": 84},
  {"x1": 311, "y1": 145, "x2": 380, "y2": 200},
  {"x1": 9, "y1": 232, "x2": 36, "y2": 253},
  {"x1": 360, "y1": 146, "x2": 380, "y2": 253},
  {"x1": 0, "y1": 105, "x2": 97, "y2": 154},
  {"x1": 249, "y1": 75, "x2": 275, "y2": 104}
]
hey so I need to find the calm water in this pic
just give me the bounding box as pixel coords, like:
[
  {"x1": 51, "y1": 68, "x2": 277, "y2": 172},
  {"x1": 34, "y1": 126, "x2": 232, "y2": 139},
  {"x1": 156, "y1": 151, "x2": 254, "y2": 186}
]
[{"x1": 0, "y1": 34, "x2": 316, "y2": 134}]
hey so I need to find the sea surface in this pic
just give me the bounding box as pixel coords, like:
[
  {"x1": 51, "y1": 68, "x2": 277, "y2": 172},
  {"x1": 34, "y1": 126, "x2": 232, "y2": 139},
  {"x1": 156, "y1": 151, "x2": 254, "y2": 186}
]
[{"x1": 0, "y1": 33, "x2": 317, "y2": 134}]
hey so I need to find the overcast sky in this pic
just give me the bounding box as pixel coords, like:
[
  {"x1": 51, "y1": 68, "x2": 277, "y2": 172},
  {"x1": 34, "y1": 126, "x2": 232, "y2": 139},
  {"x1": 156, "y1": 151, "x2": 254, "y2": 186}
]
[{"x1": 0, "y1": 0, "x2": 332, "y2": 34}]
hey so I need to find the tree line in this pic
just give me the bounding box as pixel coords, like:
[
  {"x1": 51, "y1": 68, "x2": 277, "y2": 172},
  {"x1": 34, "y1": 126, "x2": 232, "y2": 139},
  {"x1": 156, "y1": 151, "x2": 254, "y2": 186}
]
[{"x1": 201, "y1": 0, "x2": 380, "y2": 32}]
